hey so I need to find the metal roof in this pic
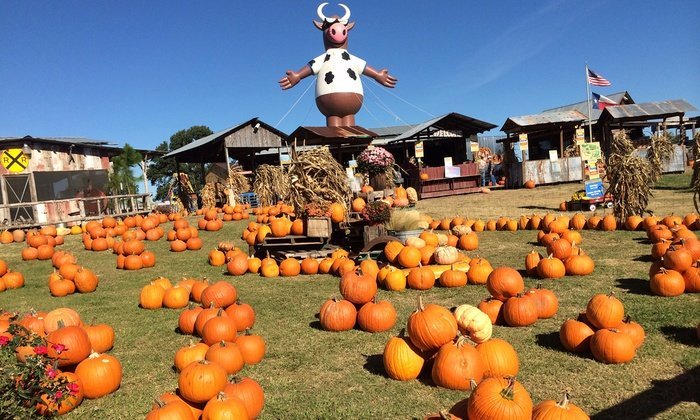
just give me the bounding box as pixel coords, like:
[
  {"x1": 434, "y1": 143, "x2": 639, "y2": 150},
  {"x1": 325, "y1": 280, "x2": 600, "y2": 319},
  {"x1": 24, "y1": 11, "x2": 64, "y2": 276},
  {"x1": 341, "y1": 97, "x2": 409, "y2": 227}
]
[
  {"x1": 0, "y1": 136, "x2": 160, "y2": 156},
  {"x1": 368, "y1": 125, "x2": 414, "y2": 138},
  {"x1": 599, "y1": 99, "x2": 697, "y2": 122},
  {"x1": 543, "y1": 91, "x2": 634, "y2": 123},
  {"x1": 387, "y1": 112, "x2": 497, "y2": 143},
  {"x1": 163, "y1": 118, "x2": 287, "y2": 160},
  {"x1": 285, "y1": 126, "x2": 377, "y2": 146},
  {"x1": 501, "y1": 110, "x2": 588, "y2": 132}
]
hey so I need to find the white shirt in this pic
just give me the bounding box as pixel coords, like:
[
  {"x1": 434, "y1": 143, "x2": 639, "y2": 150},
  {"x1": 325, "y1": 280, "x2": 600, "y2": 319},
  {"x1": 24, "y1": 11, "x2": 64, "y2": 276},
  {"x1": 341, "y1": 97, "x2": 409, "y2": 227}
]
[{"x1": 308, "y1": 48, "x2": 367, "y2": 97}]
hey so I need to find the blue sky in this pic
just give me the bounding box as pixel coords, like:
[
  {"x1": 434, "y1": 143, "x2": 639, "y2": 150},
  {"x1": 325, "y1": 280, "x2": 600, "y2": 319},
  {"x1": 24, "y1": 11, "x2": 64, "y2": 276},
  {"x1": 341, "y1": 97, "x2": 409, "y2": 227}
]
[{"x1": 2, "y1": 0, "x2": 699, "y2": 152}]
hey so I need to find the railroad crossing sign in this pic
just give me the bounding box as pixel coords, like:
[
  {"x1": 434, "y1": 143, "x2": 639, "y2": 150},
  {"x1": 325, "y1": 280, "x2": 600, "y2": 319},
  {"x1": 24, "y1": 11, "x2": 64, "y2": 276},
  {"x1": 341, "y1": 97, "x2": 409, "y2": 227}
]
[{"x1": 2, "y1": 149, "x2": 30, "y2": 172}]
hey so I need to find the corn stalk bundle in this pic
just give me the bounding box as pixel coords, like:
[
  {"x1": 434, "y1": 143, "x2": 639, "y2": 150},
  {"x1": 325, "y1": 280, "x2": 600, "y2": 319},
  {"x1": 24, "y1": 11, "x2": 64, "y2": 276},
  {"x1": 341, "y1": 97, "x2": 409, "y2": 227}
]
[
  {"x1": 253, "y1": 165, "x2": 288, "y2": 207},
  {"x1": 691, "y1": 132, "x2": 700, "y2": 213},
  {"x1": 607, "y1": 130, "x2": 653, "y2": 220},
  {"x1": 647, "y1": 131, "x2": 674, "y2": 182},
  {"x1": 228, "y1": 170, "x2": 250, "y2": 196},
  {"x1": 563, "y1": 142, "x2": 579, "y2": 158},
  {"x1": 200, "y1": 183, "x2": 216, "y2": 208},
  {"x1": 286, "y1": 146, "x2": 351, "y2": 214}
]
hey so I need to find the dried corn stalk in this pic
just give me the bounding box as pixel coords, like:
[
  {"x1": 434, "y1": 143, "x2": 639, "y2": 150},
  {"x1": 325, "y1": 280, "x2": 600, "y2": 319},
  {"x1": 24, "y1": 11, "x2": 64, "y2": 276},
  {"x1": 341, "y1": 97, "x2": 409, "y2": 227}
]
[
  {"x1": 286, "y1": 146, "x2": 351, "y2": 214},
  {"x1": 253, "y1": 165, "x2": 288, "y2": 207},
  {"x1": 607, "y1": 130, "x2": 653, "y2": 220},
  {"x1": 228, "y1": 170, "x2": 250, "y2": 196},
  {"x1": 200, "y1": 183, "x2": 216, "y2": 208},
  {"x1": 692, "y1": 132, "x2": 700, "y2": 213},
  {"x1": 648, "y1": 131, "x2": 674, "y2": 181}
]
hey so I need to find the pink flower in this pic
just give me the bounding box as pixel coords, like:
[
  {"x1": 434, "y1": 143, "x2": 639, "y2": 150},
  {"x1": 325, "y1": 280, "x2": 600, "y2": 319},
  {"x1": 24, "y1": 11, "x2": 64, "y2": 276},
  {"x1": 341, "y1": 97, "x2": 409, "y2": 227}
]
[
  {"x1": 68, "y1": 382, "x2": 80, "y2": 395},
  {"x1": 45, "y1": 366, "x2": 58, "y2": 380},
  {"x1": 53, "y1": 390, "x2": 63, "y2": 401},
  {"x1": 33, "y1": 345, "x2": 48, "y2": 355},
  {"x1": 51, "y1": 343, "x2": 66, "y2": 354},
  {"x1": 0, "y1": 335, "x2": 9, "y2": 346}
]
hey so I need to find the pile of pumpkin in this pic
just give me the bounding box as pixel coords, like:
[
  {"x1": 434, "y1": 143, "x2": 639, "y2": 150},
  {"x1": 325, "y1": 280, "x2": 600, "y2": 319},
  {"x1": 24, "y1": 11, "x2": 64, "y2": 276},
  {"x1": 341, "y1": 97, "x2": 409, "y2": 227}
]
[
  {"x1": 21, "y1": 230, "x2": 65, "y2": 261},
  {"x1": 48, "y1": 251, "x2": 99, "y2": 297},
  {"x1": 560, "y1": 292, "x2": 645, "y2": 364},
  {"x1": 0, "y1": 228, "x2": 27, "y2": 244},
  {"x1": 2, "y1": 307, "x2": 121, "y2": 415},
  {"x1": 144, "y1": 280, "x2": 265, "y2": 419},
  {"x1": 647, "y1": 218, "x2": 700, "y2": 296},
  {"x1": 318, "y1": 260, "x2": 397, "y2": 333},
  {"x1": 252, "y1": 202, "x2": 297, "y2": 224},
  {"x1": 480, "y1": 267, "x2": 559, "y2": 327},
  {"x1": 353, "y1": 185, "x2": 418, "y2": 209},
  {"x1": 220, "y1": 203, "x2": 251, "y2": 221},
  {"x1": 140, "y1": 276, "x2": 209, "y2": 310},
  {"x1": 114, "y1": 238, "x2": 156, "y2": 270},
  {"x1": 196, "y1": 207, "x2": 225, "y2": 232},
  {"x1": 0, "y1": 258, "x2": 24, "y2": 292},
  {"x1": 166, "y1": 218, "x2": 203, "y2": 252}
]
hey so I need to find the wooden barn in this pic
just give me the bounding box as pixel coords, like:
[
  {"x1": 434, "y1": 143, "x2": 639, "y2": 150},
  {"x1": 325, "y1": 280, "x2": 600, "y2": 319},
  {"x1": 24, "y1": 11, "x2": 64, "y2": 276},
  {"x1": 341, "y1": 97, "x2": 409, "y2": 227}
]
[{"x1": 0, "y1": 136, "x2": 157, "y2": 227}]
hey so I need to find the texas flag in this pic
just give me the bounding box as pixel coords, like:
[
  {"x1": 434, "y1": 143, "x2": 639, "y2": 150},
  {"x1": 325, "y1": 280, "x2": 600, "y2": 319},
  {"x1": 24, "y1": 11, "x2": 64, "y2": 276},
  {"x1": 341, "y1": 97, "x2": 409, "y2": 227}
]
[{"x1": 592, "y1": 92, "x2": 618, "y2": 110}]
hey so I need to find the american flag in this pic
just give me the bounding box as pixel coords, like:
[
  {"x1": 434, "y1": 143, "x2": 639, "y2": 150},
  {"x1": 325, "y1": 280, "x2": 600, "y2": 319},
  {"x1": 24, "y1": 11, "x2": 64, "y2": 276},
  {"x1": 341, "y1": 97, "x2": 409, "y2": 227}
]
[{"x1": 587, "y1": 68, "x2": 611, "y2": 86}]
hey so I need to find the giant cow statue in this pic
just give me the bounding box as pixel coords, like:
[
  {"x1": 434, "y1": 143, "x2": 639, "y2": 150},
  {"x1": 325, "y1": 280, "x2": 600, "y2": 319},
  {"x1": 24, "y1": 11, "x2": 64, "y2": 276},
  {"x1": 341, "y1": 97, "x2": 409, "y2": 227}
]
[{"x1": 279, "y1": 3, "x2": 397, "y2": 127}]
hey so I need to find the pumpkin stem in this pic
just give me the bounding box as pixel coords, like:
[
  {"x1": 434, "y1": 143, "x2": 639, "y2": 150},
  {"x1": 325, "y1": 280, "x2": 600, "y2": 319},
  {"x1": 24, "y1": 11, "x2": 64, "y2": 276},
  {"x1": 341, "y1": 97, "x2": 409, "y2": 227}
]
[
  {"x1": 416, "y1": 295, "x2": 425, "y2": 311},
  {"x1": 56, "y1": 319, "x2": 65, "y2": 329},
  {"x1": 469, "y1": 378, "x2": 478, "y2": 392},
  {"x1": 499, "y1": 376, "x2": 517, "y2": 401},
  {"x1": 556, "y1": 391, "x2": 571, "y2": 408},
  {"x1": 153, "y1": 398, "x2": 166, "y2": 408}
]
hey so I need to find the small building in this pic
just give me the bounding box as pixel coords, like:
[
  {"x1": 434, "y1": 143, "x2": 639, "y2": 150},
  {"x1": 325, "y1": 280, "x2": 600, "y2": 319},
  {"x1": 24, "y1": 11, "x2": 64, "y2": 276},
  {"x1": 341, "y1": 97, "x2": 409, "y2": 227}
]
[{"x1": 0, "y1": 136, "x2": 157, "y2": 227}]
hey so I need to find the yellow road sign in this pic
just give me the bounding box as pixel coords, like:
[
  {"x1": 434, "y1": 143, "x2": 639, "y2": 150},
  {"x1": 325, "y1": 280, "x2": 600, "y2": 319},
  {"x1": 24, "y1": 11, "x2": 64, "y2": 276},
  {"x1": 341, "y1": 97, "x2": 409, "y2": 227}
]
[{"x1": 2, "y1": 149, "x2": 30, "y2": 172}]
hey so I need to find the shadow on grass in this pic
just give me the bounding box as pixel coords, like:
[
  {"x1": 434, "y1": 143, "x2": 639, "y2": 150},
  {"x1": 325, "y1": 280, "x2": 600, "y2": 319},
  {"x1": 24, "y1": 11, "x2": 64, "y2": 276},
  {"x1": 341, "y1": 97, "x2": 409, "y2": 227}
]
[
  {"x1": 591, "y1": 366, "x2": 700, "y2": 419},
  {"x1": 660, "y1": 326, "x2": 699, "y2": 346},
  {"x1": 518, "y1": 205, "x2": 559, "y2": 211},
  {"x1": 309, "y1": 320, "x2": 324, "y2": 331},
  {"x1": 633, "y1": 254, "x2": 654, "y2": 262},
  {"x1": 615, "y1": 278, "x2": 652, "y2": 295},
  {"x1": 362, "y1": 354, "x2": 387, "y2": 378},
  {"x1": 535, "y1": 331, "x2": 563, "y2": 351}
]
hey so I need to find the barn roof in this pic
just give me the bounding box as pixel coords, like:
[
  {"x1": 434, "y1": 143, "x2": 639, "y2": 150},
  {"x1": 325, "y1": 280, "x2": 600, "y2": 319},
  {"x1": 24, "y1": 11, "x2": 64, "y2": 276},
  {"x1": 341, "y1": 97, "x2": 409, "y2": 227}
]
[
  {"x1": 285, "y1": 126, "x2": 377, "y2": 146},
  {"x1": 599, "y1": 99, "x2": 697, "y2": 123},
  {"x1": 386, "y1": 113, "x2": 496, "y2": 143},
  {"x1": 543, "y1": 91, "x2": 634, "y2": 123},
  {"x1": 0, "y1": 136, "x2": 160, "y2": 157},
  {"x1": 163, "y1": 117, "x2": 287, "y2": 162},
  {"x1": 501, "y1": 110, "x2": 588, "y2": 133}
]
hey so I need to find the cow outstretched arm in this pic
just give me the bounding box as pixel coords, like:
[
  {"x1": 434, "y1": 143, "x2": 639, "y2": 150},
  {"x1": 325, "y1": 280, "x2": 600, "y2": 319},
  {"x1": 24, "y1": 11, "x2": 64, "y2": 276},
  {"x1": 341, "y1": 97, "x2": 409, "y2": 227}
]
[
  {"x1": 363, "y1": 65, "x2": 397, "y2": 88},
  {"x1": 279, "y1": 65, "x2": 313, "y2": 90}
]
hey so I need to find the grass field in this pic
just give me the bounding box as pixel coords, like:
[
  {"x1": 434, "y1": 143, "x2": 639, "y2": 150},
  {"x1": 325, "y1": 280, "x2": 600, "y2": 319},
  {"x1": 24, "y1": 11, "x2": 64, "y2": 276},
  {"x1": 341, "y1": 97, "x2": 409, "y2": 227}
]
[{"x1": 1, "y1": 174, "x2": 699, "y2": 419}]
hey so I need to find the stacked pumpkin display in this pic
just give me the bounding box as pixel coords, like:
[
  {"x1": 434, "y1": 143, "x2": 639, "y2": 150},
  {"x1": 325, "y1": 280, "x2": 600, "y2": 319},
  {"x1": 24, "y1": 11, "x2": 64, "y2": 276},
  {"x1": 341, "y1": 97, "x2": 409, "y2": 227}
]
[
  {"x1": 0, "y1": 258, "x2": 25, "y2": 292},
  {"x1": 5, "y1": 307, "x2": 121, "y2": 415},
  {"x1": 483, "y1": 267, "x2": 558, "y2": 327},
  {"x1": 48, "y1": 251, "x2": 99, "y2": 297},
  {"x1": 319, "y1": 262, "x2": 397, "y2": 333},
  {"x1": 221, "y1": 203, "x2": 251, "y2": 222},
  {"x1": 21, "y1": 229, "x2": 64, "y2": 262},
  {"x1": 197, "y1": 207, "x2": 224, "y2": 232},
  {"x1": 114, "y1": 237, "x2": 156, "y2": 270},
  {"x1": 144, "y1": 280, "x2": 265, "y2": 419},
  {"x1": 382, "y1": 296, "x2": 523, "y2": 392},
  {"x1": 167, "y1": 218, "x2": 204, "y2": 252},
  {"x1": 524, "y1": 216, "x2": 595, "y2": 279},
  {"x1": 647, "y1": 217, "x2": 700, "y2": 296},
  {"x1": 559, "y1": 292, "x2": 645, "y2": 364}
]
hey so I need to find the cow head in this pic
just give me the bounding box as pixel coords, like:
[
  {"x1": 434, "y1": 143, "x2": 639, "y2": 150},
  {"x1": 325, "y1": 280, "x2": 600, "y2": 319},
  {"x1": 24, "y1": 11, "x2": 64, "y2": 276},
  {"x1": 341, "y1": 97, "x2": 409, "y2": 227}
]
[{"x1": 313, "y1": 3, "x2": 355, "y2": 49}]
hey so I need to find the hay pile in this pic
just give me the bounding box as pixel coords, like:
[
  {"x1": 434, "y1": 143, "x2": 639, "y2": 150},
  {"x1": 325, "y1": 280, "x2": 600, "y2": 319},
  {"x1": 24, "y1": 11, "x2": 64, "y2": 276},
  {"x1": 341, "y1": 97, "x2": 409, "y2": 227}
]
[
  {"x1": 253, "y1": 165, "x2": 288, "y2": 207},
  {"x1": 286, "y1": 147, "x2": 351, "y2": 214},
  {"x1": 607, "y1": 130, "x2": 653, "y2": 220}
]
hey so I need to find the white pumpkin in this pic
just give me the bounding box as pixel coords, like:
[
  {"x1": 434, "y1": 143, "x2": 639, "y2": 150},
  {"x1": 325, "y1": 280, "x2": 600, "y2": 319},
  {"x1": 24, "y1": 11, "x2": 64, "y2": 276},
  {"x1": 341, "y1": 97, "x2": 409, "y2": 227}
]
[
  {"x1": 433, "y1": 246, "x2": 459, "y2": 265},
  {"x1": 451, "y1": 225, "x2": 472, "y2": 237},
  {"x1": 405, "y1": 237, "x2": 426, "y2": 248},
  {"x1": 453, "y1": 304, "x2": 493, "y2": 343}
]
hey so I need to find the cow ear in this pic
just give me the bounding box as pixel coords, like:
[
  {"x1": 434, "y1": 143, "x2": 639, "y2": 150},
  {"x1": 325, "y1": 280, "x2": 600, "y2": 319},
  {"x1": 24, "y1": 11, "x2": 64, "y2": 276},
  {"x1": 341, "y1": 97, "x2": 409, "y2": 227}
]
[
  {"x1": 313, "y1": 20, "x2": 324, "y2": 30},
  {"x1": 345, "y1": 21, "x2": 355, "y2": 31}
]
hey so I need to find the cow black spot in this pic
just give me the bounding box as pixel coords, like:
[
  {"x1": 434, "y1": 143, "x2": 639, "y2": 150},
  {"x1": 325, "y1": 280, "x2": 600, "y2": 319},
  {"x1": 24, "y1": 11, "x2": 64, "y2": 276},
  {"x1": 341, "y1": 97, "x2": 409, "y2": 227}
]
[
  {"x1": 308, "y1": 59, "x2": 315, "y2": 67},
  {"x1": 324, "y1": 54, "x2": 331, "y2": 62},
  {"x1": 347, "y1": 68, "x2": 357, "y2": 80},
  {"x1": 325, "y1": 71, "x2": 334, "y2": 84},
  {"x1": 341, "y1": 51, "x2": 350, "y2": 61}
]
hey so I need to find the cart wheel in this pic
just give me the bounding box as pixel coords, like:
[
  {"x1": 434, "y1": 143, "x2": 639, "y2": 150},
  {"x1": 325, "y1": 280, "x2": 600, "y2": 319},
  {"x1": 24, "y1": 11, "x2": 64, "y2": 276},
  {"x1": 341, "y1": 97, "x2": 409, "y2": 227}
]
[
  {"x1": 589, "y1": 204, "x2": 597, "y2": 212},
  {"x1": 606, "y1": 201, "x2": 613, "y2": 209}
]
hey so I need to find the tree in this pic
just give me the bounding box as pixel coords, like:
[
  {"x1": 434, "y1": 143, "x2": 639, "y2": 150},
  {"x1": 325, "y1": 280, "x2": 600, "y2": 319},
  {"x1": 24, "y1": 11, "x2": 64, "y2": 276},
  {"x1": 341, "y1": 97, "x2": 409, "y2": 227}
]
[
  {"x1": 107, "y1": 144, "x2": 143, "y2": 195},
  {"x1": 148, "y1": 126, "x2": 213, "y2": 201}
]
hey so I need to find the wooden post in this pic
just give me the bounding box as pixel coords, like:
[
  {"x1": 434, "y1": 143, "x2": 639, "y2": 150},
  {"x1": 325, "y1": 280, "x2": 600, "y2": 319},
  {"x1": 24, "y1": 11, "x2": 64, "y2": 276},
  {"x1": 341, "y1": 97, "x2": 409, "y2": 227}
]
[{"x1": 559, "y1": 126, "x2": 564, "y2": 157}]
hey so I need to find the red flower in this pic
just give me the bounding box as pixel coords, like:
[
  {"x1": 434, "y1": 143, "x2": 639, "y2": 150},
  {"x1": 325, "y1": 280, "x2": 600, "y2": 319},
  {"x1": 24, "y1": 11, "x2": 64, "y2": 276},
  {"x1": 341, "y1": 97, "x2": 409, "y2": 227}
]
[
  {"x1": 51, "y1": 343, "x2": 66, "y2": 354},
  {"x1": 53, "y1": 390, "x2": 63, "y2": 401},
  {"x1": 45, "y1": 366, "x2": 58, "y2": 380},
  {"x1": 33, "y1": 345, "x2": 48, "y2": 355},
  {"x1": 0, "y1": 335, "x2": 9, "y2": 346},
  {"x1": 68, "y1": 382, "x2": 80, "y2": 395}
]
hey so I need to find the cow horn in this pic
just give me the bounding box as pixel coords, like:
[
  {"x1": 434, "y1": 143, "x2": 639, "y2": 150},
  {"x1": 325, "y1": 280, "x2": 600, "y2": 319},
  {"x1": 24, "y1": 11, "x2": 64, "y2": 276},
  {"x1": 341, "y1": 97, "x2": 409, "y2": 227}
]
[
  {"x1": 317, "y1": 2, "x2": 330, "y2": 22},
  {"x1": 338, "y1": 3, "x2": 351, "y2": 24}
]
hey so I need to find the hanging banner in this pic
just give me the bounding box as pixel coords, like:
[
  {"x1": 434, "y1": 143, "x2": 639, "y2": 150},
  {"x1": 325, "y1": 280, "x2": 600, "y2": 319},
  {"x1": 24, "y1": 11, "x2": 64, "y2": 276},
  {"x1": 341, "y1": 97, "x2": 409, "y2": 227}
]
[
  {"x1": 2, "y1": 149, "x2": 30, "y2": 173},
  {"x1": 414, "y1": 141, "x2": 424, "y2": 158}
]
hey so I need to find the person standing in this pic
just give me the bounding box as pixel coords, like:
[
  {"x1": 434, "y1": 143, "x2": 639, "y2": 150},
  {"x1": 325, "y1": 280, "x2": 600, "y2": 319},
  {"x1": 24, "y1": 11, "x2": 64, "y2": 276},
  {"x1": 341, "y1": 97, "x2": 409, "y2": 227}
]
[{"x1": 478, "y1": 155, "x2": 489, "y2": 187}]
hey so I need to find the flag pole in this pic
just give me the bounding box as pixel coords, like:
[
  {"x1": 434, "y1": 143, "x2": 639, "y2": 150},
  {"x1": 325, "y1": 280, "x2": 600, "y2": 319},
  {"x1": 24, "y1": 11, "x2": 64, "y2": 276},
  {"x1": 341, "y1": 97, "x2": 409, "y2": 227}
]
[{"x1": 585, "y1": 64, "x2": 593, "y2": 143}]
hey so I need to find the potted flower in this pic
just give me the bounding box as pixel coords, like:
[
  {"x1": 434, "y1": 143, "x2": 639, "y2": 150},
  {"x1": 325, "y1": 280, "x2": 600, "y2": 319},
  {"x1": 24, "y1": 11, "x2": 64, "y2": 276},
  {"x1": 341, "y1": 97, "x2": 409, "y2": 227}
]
[{"x1": 357, "y1": 146, "x2": 395, "y2": 190}]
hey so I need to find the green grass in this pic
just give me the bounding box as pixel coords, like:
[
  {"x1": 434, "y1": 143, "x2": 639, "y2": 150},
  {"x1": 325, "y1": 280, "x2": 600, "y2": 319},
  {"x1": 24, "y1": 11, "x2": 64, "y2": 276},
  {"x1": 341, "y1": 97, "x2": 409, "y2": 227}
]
[{"x1": 1, "y1": 173, "x2": 699, "y2": 419}]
